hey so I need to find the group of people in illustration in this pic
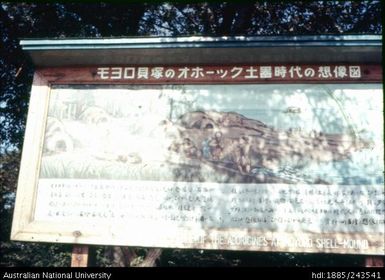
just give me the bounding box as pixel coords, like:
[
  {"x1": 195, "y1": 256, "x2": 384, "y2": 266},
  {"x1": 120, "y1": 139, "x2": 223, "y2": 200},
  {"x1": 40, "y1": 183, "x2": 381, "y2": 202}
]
[{"x1": 169, "y1": 130, "x2": 252, "y2": 175}]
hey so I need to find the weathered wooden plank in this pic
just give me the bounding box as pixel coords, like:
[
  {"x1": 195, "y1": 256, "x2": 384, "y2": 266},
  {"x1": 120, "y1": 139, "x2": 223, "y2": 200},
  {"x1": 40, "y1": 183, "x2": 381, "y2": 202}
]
[
  {"x1": 10, "y1": 72, "x2": 51, "y2": 241},
  {"x1": 71, "y1": 245, "x2": 89, "y2": 267},
  {"x1": 138, "y1": 249, "x2": 162, "y2": 267},
  {"x1": 37, "y1": 64, "x2": 382, "y2": 85},
  {"x1": 365, "y1": 256, "x2": 384, "y2": 267}
]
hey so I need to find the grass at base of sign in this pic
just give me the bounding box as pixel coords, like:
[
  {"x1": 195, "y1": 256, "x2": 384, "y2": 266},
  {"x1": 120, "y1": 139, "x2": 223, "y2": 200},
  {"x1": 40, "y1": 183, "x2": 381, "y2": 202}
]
[
  {"x1": 40, "y1": 155, "x2": 171, "y2": 180},
  {"x1": 39, "y1": 153, "x2": 233, "y2": 182}
]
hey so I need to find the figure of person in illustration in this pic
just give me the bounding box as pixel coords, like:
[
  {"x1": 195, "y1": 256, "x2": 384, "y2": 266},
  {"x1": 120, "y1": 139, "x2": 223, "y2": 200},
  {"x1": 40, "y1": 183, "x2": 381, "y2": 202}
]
[
  {"x1": 182, "y1": 138, "x2": 199, "y2": 158},
  {"x1": 209, "y1": 131, "x2": 224, "y2": 161},
  {"x1": 201, "y1": 137, "x2": 212, "y2": 159},
  {"x1": 235, "y1": 135, "x2": 251, "y2": 174}
]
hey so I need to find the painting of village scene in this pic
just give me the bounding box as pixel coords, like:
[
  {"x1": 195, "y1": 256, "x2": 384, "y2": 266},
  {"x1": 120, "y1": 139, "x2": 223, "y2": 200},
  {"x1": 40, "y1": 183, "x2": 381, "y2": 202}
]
[{"x1": 40, "y1": 84, "x2": 383, "y2": 185}]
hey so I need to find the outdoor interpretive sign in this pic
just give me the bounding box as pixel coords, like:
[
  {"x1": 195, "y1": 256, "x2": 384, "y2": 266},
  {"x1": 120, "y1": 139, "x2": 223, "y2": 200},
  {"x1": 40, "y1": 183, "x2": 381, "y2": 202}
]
[{"x1": 11, "y1": 37, "x2": 384, "y2": 255}]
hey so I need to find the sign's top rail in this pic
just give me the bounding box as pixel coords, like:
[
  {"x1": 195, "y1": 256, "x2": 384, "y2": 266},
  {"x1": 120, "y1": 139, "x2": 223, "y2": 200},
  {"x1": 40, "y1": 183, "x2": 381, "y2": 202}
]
[
  {"x1": 20, "y1": 35, "x2": 382, "y2": 67},
  {"x1": 20, "y1": 35, "x2": 382, "y2": 50}
]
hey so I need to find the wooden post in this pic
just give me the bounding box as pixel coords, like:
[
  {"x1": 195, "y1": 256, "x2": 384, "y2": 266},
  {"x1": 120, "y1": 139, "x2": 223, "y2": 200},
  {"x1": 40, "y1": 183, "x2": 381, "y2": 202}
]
[
  {"x1": 365, "y1": 256, "x2": 384, "y2": 267},
  {"x1": 138, "y1": 249, "x2": 162, "y2": 267},
  {"x1": 71, "y1": 245, "x2": 89, "y2": 267}
]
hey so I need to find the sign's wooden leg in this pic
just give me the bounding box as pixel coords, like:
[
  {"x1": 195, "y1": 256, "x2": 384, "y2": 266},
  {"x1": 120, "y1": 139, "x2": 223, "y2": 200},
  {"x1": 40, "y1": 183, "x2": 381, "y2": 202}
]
[
  {"x1": 365, "y1": 256, "x2": 384, "y2": 267},
  {"x1": 71, "y1": 245, "x2": 89, "y2": 267},
  {"x1": 121, "y1": 247, "x2": 138, "y2": 266},
  {"x1": 138, "y1": 249, "x2": 162, "y2": 267}
]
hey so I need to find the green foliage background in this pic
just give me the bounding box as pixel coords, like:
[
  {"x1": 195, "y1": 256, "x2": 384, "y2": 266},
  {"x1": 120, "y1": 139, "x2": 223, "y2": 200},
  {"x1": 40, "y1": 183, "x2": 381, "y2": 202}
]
[{"x1": 0, "y1": 1, "x2": 382, "y2": 267}]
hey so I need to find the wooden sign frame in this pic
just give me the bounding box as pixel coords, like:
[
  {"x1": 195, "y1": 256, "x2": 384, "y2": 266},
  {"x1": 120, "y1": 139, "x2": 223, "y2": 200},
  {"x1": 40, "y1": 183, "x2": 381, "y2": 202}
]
[{"x1": 11, "y1": 64, "x2": 384, "y2": 256}]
